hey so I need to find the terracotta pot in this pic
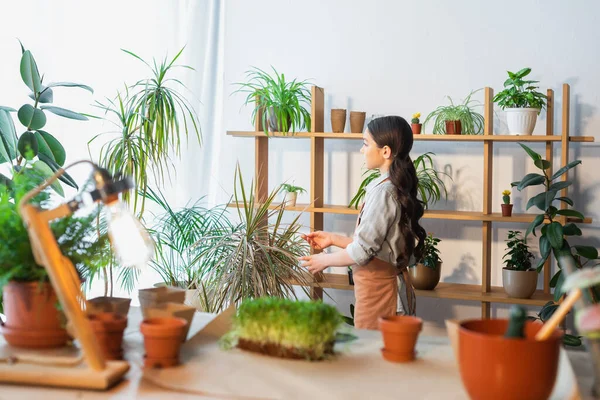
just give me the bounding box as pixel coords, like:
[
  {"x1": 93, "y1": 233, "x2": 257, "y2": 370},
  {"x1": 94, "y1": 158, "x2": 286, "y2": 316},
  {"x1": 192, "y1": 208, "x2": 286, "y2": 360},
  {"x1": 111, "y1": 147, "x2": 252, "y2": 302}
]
[
  {"x1": 378, "y1": 315, "x2": 422, "y2": 362},
  {"x1": 502, "y1": 268, "x2": 538, "y2": 299},
  {"x1": 140, "y1": 317, "x2": 188, "y2": 368},
  {"x1": 87, "y1": 296, "x2": 131, "y2": 317},
  {"x1": 331, "y1": 109, "x2": 347, "y2": 133},
  {"x1": 284, "y1": 191, "x2": 298, "y2": 207},
  {"x1": 501, "y1": 203, "x2": 513, "y2": 217},
  {"x1": 459, "y1": 319, "x2": 562, "y2": 400},
  {"x1": 411, "y1": 123, "x2": 422, "y2": 135},
  {"x1": 143, "y1": 302, "x2": 196, "y2": 342},
  {"x1": 1, "y1": 281, "x2": 69, "y2": 348},
  {"x1": 88, "y1": 312, "x2": 128, "y2": 360},
  {"x1": 139, "y1": 286, "x2": 186, "y2": 318},
  {"x1": 409, "y1": 262, "x2": 442, "y2": 290},
  {"x1": 350, "y1": 111, "x2": 366, "y2": 133},
  {"x1": 445, "y1": 120, "x2": 462, "y2": 135}
]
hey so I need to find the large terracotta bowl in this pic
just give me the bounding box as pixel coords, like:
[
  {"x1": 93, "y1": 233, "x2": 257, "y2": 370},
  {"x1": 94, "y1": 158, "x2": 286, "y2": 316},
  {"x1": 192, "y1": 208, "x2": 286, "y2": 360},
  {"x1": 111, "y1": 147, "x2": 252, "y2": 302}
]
[{"x1": 458, "y1": 319, "x2": 562, "y2": 400}]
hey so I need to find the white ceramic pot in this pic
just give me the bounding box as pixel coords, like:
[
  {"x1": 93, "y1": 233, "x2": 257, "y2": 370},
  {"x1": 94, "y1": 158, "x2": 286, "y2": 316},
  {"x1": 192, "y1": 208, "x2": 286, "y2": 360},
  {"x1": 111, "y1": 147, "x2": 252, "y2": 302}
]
[
  {"x1": 284, "y1": 191, "x2": 298, "y2": 207},
  {"x1": 505, "y1": 108, "x2": 540, "y2": 135}
]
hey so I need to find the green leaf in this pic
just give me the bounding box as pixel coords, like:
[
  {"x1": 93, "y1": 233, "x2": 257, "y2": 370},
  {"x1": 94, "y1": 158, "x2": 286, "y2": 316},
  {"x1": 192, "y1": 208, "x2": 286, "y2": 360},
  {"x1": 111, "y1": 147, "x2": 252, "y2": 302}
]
[
  {"x1": 551, "y1": 160, "x2": 581, "y2": 181},
  {"x1": 517, "y1": 173, "x2": 545, "y2": 191},
  {"x1": 539, "y1": 302, "x2": 559, "y2": 322},
  {"x1": 37, "y1": 153, "x2": 78, "y2": 189},
  {"x1": 0, "y1": 106, "x2": 16, "y2": 112},
  {"x1": 17, "y1": 131, "x2": 38, "y2": 159},
  {"x1": 549, "y1": 269, "x2": 562, "y2": 288},
  {"x1": 39, "y1": 105, "x2": 88, "y2": 121},
  {"x1": 562, "y1": 334, "x2": 582, "y2": 347},
  {"x1": 526, "y1": 214, "x2": 545, "y2": 238},
  {"x1": 519, "y1": 143, "x2": 541, "y2": 161},
  {"x1": 534, "y1": 159, "x2": 551, "y2": 170},
  {"x1": 32, "y1": 159, "x2": 63, "y2": 196},
  {"x1": 562, "y1": 223, "x2": 582, "y2": 236},
  {"x1": 555, "y1": 209, "x2": 584, "y2": 221},
  {"x1": 549, "y1": 181, "x2": 572, "y2": 191},
  {"x1": 573, "y1": 245, "x2": 598, "y2": 260},
  {"x1": 527, "y1": 190, "x2": 557, "y2": 211},
  {"x1": 20, "y1": 50, "x2": 42, "y2": 93},
  {"x1": 553, "y1": 270, "x2": 565, "y2": 302},
  {"x1": 46, "y1": 81, "x2": 93, "y2": 94},
  {"x1": 536, "y1": 236, "x2": 551, "y2": 272},
  {"x1": 546, "y1": 222, "x2": 564, "y2": 249},
  {"x1": 36, "y1": 130, "x2": 66, "y2": 166},
  {"x1": 17, "y1": 105, "x2": 46, "y2": 130},
  {"x1": 29, "y1": 87, "x2": 54, "y2": 103},
  {"x1": 555, "y1": 197, "x2": 573, "y2": 206},
  {"x1": 0, "y1": 110, "x2": 17, "y2": 160}
]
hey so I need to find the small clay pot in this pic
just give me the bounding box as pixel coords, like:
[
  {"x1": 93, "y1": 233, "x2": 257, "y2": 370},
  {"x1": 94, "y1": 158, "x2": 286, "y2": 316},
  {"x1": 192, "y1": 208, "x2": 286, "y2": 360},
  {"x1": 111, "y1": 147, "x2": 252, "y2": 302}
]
[
  {"x1": 378, "y1": 315, "x2": 422, "y2": 362},
  {"x1": 143, "y1": 302, "x2": 196, "y2": 342},
  {"x1": 331, "y1": 109, "x2": 347, "y2": 133},
  {"x1": 88, "y1": 312, "x2": 128, "y2": 360},
  {"x1": 501, "y1": 203, "x2": 513, "y2": 217},
  {"x1": 350, "y1": 111, "x2": 366, "y2": 133},
  {"x1": 409, "y1": 262, "x2": 442, "y2": 290},
  {"x1": 141, "y1": 317, "x2": 188, "y2": 368},
  {"x1": 459, "y1": 319, "x2": 562, "y2": 400},
  {"x1": 445, "y1": 120, "x2": 462, "y2": 134},
  {"x1": 411, "y1": 123, "x2": 422, "y2": 135}
]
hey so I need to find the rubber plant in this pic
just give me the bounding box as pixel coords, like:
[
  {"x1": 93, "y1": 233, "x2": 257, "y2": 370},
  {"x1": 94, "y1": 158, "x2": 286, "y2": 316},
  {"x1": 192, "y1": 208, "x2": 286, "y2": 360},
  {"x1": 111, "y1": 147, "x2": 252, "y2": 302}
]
[
  {"x1": 512, "y1": 143, "x2": 599, "y2": 347},
  {"x1": 0, "y1": 42, "x2": 93, "y2": 196}
]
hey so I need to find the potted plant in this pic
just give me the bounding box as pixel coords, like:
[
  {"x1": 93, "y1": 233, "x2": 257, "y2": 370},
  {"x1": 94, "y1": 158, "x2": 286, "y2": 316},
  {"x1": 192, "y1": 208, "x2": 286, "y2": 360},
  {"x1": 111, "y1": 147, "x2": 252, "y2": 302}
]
[
  {"x1": 502, "y1": 230, "x2": 537, "y2": 299},
  {"x1": 411, "y1": 112, "x2": 422, "y2": 135},
  {"x1": 191, "y1": 165, "x2": 313, "y2": 312},
  {"x1": 280, "y1": 183, "x2": 306, "y2": 207},
  {"x1": 349, "y1": 152, "x2": 450, "y2": 210},
  {"x1": 221, "y1": 297, "x2": 342, "y2": 361},
  {"x1": 493, "y1": 67, "x2": 547, "y2": 135},
  {"x1": 234, "y1": 66, "x2": 311, "y2": 135},
  {"x1": 423, "y1": 90, "x2": 485, "y2": 135},
  {"x1": 409, "y1": 234, "x2": 442, "y2": 290},
  {"x1": 501, "y1": 189, "x2": 513, "y2": 216}
]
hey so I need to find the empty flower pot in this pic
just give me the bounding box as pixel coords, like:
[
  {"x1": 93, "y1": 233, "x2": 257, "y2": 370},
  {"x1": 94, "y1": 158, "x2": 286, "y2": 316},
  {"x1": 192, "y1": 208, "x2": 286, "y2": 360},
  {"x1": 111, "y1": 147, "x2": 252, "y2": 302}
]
[
  {"x1": 139, "y1": 286, "x2": 186, "y2": 318},
  {"x1": 501, "y1": 204, "x2": 513, "y2": 217},
  {"x1": 350, "y1": 111, "x2": 366, "y2": 133},
  {"x1": 445, "y1": 120, "x2": 462, "y2": 135},
  {"x1": 411, "y1": 123, "x2": 422, "y2": 135},
  {"x1": 143, "y1": 302, "x2": 196, "y2": 342},
  {"x1": 459, "y1": 319, "x2": 562, "y2": 400},
  {"x1": 87, "y1": 296, "x2": 131, "y2": 317},
  {"x1": 331, "y1": 109, "x2": 347, "y2": 133},
  {"x1": 378, "y1": 315, "x2": 422, "y2": 362},
  {"x1": 88, "y1": 312, "x2": 128, "y2": 360},
  {"x1": 141, "y1": 317, "x2": 188, "y2": 368}
]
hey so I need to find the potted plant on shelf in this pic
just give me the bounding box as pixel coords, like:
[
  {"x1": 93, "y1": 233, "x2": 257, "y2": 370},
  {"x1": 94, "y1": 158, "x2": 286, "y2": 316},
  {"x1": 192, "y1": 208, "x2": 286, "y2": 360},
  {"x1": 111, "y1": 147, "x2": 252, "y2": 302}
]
[
  {"x1": 411, "y1": 112, "x2": 422, "y2": 135},
  {"x1": 493, "y1": 67, "x2": 547, "y2": 135},
  {"x1": 233, "y1": 66, "x2": 312, "y2": 135},
  {"x1": 349, "y1": 152, "x2": 450, "y2": 210},
  {"x1": 501, "y1": 189, "x2": 513, "y2": 216},
  {"x1": 423, "y1": 90, "x2": 485, "y2": 135},
  {"x1": 409, "y1": 234, "x2": 442, "y2": 290},
  {"x1": 502, "y1": 230, "x2": 537, "y2": 299},
  {"x1": 280, "y1": 183, "x2": 306, "y2": 207}
]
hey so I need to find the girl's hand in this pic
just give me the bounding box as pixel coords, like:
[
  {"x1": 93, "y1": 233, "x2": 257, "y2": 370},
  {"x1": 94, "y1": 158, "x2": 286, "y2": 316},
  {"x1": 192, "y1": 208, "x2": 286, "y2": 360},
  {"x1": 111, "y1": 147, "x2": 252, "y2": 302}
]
[
  {"x1": 301, "y1": 231, "x2": 333, "y2": 250},
  {"x1": 299, "y1": 254, "x2": 329, "y2": 275}
]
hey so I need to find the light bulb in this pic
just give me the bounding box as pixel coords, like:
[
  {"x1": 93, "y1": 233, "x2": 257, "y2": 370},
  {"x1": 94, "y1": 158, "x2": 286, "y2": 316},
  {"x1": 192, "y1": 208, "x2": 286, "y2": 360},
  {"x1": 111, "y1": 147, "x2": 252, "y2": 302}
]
[{"x1": 106, "y1": 201, "x2": 154, "y2": 269}]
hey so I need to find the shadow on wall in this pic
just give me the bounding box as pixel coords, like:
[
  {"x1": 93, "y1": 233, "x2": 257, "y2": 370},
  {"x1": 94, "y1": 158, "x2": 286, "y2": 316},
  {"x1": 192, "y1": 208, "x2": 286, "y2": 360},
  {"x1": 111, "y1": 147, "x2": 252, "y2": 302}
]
[{"x1": 443, "y1": 253, "x2": 479, "y2": 285}]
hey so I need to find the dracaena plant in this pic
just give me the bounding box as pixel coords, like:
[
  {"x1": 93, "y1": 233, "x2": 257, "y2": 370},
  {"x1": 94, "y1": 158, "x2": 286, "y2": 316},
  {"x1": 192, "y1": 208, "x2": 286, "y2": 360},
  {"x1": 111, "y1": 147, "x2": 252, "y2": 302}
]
[{"x1": 0, "y1": 42, "x2": 93, "y2": 196}]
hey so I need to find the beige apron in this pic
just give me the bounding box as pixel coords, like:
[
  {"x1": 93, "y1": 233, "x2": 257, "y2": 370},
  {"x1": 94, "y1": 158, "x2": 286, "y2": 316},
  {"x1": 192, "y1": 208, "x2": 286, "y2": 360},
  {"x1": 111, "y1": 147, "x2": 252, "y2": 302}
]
[{"x1": 352, "y1": 184, "x2": 416, "y2": 330}]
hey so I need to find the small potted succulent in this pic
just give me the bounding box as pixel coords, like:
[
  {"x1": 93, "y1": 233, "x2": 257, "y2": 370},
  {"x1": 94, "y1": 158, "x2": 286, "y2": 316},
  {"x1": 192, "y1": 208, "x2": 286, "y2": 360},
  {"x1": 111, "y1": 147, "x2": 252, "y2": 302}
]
[
  {"x1": 502, "y1": 230, "x2": 537, "y2": 299},
  {"x1": 409, "y1": 234, "x2": 442, "y2": 290},
  {"x1": 493, "y1": 67, "x2": 547, "y2": 135},
  {"x1": 280, "y1": 183, "x2": 306, "y2": 207},
  {"x1": 411, "y1": 112, "x2": 422, "y2": 135},
  {"x1": 501, "y1": 189, "x2": 513, "y2": 217}
]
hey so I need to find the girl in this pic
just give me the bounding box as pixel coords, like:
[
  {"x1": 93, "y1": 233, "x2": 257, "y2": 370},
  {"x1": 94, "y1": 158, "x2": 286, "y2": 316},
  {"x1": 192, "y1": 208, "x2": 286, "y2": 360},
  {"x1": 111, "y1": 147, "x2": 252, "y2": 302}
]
[{"x1": 300, "y1": 115, "x2": 426, "y2": 330}]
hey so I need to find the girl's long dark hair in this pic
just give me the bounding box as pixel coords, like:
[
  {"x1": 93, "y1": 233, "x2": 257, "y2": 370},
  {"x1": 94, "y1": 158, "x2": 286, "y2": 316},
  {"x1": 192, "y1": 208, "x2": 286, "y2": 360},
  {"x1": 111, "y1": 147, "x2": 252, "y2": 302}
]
[{"x1": 367, "y1": 115, "x2": 427, "y2": 264}]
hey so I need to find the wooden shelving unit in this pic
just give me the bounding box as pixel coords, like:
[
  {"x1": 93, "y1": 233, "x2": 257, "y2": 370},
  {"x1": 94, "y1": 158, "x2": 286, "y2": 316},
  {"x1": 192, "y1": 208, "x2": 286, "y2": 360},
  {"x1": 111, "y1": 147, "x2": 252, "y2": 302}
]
[{"x1": 226, "y1": 84, "x2": 595, "y2": 317}]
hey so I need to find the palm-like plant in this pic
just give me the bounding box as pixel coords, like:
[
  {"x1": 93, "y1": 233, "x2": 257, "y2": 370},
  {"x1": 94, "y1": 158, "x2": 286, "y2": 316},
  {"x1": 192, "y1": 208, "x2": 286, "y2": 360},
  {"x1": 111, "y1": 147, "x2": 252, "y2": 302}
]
[
  {"x1": 423, "y1": 90, "x2": 485, "y2": 134},
  {"x1": 349, "y1": 152, "x2": 450, "y2": 209},
  {"x1": 234, "y1": 66, "x2": 311, "y2": 134},
  {"x1": 191, "y1": 165, "x2": 312, "y2": 312}
]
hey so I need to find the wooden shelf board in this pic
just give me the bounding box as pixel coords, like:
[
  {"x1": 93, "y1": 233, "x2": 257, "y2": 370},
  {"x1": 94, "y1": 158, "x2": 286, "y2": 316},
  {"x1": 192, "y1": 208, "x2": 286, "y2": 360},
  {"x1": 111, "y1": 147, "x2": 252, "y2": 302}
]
[
  {"x1": 227, "y1": 203, "x2": 591, "y2": 224},
  {"x1": 290, "y1": 273, "x2": 554, "y2": 307},
  {"x1": 227, "y1": 131, "x2": 595, "y2": 142}
]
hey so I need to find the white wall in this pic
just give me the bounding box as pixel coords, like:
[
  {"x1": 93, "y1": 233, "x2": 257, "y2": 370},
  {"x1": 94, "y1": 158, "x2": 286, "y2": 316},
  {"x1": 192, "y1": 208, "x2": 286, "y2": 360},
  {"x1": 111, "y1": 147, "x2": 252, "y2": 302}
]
[{"x1": 222, "y1": 0, "x2": 600, "y2": 328}]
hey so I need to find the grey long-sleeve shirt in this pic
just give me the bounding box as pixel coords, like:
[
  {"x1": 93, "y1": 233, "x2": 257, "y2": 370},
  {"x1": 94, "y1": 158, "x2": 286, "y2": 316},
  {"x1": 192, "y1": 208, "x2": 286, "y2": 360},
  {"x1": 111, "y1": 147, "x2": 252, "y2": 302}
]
[{"x1": 346, "y1": 172, "x2": 412, "y2": 268}]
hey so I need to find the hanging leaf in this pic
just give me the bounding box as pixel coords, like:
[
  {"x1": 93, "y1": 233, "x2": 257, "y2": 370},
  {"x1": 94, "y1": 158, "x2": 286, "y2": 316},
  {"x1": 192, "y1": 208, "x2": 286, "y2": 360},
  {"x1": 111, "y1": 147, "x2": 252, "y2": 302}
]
[
  {"x1": 555, "y1": 209, "x2": 584, "y2": 221},
  {"x1": 562, "y1": 223, "x2": 582, "y2": 236},
  {"x1": 40, "y1": 105, "x2": 88, "y2": 121},
  {"x1": 0, "y1": 106, "x2": 16, "y2": 112},
  {"x1": 17, "y1": 105, "x2": 46, "y2": 130},
  {"x1": 17, "y1": 131, "x2": 38, "y2": 159},
  {"x1": 546, "y1": 222, "x2": 564, "y2": 249},
  {"x1": 28, "y1": 87, "x2": 54, "y2": 103},
  {"x1": 555, "y1": 196, "x2": 573, "y2": 206},
  {"x1": 534, "y1": 159, "x2": 551, "y2": 170},
  {"x1": 518, "y1": 143, "x2": 541, "y2": 161},
  {"x1": 553, "y1": 271, "x2": 565, "y2": 302},
  {"x1": 572, "y1": 245, "x2": 598, "y2": 260},
  {"x1": 539, "y1": 302, "x2": 559, "y2": 322},
  {"x1": 34, "y1": 130, "x2": 66, "y2": 166},
  {"x1": 551, "y1": 160, "x2": 581, "y2": 181},
  {"x1": 536, "y1": 236, "x2": 551, "y2": 272},
  {"x1": 517, "y1": 173, "x2": 545, "y2": 191},
  {"x1": 47, "y1": 81, "x2": 94, "y2": 94},
  {"x1": 549, "y1": 181, "x2": 572, "y2": 191},
  {"x1": 526, "y1": 214, "x2": 545, "y2": 238},
  {"x1": 37, "y1": 153, "x2": 78, "y2": 189},
  {"x1": 562, "y1": 334, "x2": 582, "y2": 347},
  {"x1": 549, "y1": 269, "x2": 562, "y2": 288},
  {"x1": 20, "y1": 50, "x2": 42, "y2": 93},
  {"x1": 32, "y1": 160, "x2": 63, "y2": 196}
]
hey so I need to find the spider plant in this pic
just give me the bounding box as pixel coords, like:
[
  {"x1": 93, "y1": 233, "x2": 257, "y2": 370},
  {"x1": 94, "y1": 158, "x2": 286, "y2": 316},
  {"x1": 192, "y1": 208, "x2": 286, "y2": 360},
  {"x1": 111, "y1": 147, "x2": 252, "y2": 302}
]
[
  {"x1": 190, "y1": 164, "x2": 312, "y2": 312},
  {"x1": 423, "y1": 89, "x2": 485, "y2": 134},
  {"x1": 233, "y1": 66, "x2": 311, "y2": 135},
  {"x1": 349, "y1": 152, "x2": 450, "y2": 209},
  {"x1": 89, "y1": 47, "x2": 201, "y2": 216}
]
